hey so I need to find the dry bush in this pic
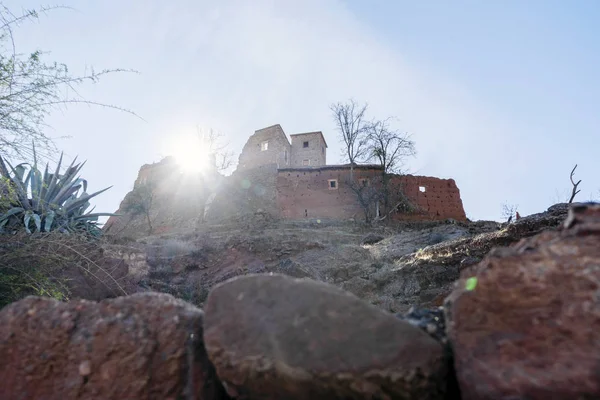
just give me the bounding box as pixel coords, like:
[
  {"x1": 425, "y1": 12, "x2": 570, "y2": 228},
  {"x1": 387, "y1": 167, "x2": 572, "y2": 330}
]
[{"x1": 0, "y1": 232, "x2": 130, "y2": 308}]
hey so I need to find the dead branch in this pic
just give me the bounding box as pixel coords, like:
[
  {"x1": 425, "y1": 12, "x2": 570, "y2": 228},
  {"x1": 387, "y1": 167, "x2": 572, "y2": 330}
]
[{"x1": 569, "y1": 164, "x2": 581, "y2": 203}]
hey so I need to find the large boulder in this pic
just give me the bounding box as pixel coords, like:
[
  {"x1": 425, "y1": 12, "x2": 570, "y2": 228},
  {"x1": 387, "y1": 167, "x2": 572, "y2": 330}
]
[
  {"x1": 445, "y1": 203, "x2": 600, "y2": 400},
  {"x1": 0, "y1": 292, "x2": 228, "y2": 399},
  {"x1": 203, "y1": 274, "x2": 448, "y2": 399}
]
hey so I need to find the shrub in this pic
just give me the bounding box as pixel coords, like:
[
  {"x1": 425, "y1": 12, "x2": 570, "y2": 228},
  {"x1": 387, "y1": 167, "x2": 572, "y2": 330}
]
[
  {"x1": 0, "y1": 232, "x2": 129, "y2": 308},
  {"x1": 0, "y1": 148, "x2": 116, "y2": 236}
]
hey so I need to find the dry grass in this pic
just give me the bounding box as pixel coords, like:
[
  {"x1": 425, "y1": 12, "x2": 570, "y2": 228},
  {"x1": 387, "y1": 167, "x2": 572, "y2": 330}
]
[{"x1": 0, "y1": 232, "x2": 130, "y2": 308}]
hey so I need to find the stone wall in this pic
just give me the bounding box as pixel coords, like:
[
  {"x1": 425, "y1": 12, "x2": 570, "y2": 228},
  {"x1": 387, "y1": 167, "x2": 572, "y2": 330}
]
[
  {"x1": 237, "y1": 125, "x2": 291, "y2": 170},
  {"x1": 289, "y1": 132, "x2": 327, "y2": 168},
  {"x1": 276, "y1": 166, "x2": 467, "y2": 221}
]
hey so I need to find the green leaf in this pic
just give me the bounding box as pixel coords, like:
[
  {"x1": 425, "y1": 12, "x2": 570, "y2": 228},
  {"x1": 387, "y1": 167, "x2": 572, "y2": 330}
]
[
  {"x1": 5, "y1": 160, "x2": 31, "y2": 210},
  {"x1": 465, "y1": 277, "x2": 478, "y2": 291},
  {"x1": 23, "y1": 211, "x2": 32, "y2": 234},
  {"x1": 0, "y1": 207, "x2": 25, "y2": 221},
  {"x1": 64, "y1": 186, "x2": 112, "y2": 214},
  {"x1": 44, "y1": 210, "x2": 55, "y2": 232},
  {"x1": 32, "y1": 213, "x2": 41, "y2": 233}
]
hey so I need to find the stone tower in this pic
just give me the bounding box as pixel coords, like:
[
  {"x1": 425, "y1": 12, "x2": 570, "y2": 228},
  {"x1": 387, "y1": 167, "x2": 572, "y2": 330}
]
[
  {"x1": 237, "y1": 124, "x2": 292, "y2": 170},
  {"x1": 289, "y1": 131, "x2": 327, "y2": 168}
]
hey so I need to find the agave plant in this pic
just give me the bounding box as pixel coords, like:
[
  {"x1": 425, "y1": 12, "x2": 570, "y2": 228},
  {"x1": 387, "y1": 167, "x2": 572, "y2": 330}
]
[{"x1": 0, "y1": 147, "x2": 117, "y2": 236}]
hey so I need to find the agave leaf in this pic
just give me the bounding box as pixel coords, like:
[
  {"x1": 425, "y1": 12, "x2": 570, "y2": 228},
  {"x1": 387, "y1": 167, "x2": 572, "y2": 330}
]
[
  {"x1": 48, "y1": 157, "x2": 82, "y2": 202},
  {"x1": 75, "y1": 212, "x2": 120, "y2": 219},
  {"x1": 64, "y1": 186, "x2": 112, "y2": 214},
  {"x1": 44, "y1": 153, "x2": 63, "y2": 204},
  {"x1": 0, "y1": 154, "x2": 10, "y2": 178},
  {"x1": 23, "y1": 210, "x2": 32, "y2": 234},
  {"x1": 53, "y1": 176, "x2": 83, "y2": 205},
  {"x1": 32, "y1": 213, "x2": 41, "y2": 233},
  {"x1": 13, "y1": 163, "x2": 29, "y2": 183},
  {"x1": 44, "y1": 210, "x2": 55, "y2": 232},
  {"x1": 55, "y1": 184, "x2": 82, "y2": 206},
  {"x1": 76, "y1": 215, "x2": 99, "y2": 222},
  {"x1": 0, "y1": 207, "x2": 24, "y2": 221},
  {"x1": 4, "y1": 159, "x2": 31, "y2": 210},
  {"x1": 31, "y1": 167, "x2": 43, "y2": 210},
  {"x1": 39, "y1": 162, "x2": 50, "y2": 207}
]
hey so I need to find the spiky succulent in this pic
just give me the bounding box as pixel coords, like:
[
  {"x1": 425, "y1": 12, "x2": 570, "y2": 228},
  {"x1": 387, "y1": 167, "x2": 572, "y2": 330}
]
[{"x1": 0, "y1": 147, "x2": 116, "y2": 236}]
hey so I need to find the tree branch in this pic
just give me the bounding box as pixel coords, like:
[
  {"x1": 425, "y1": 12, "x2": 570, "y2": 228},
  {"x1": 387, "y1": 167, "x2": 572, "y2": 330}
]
[{"x1": 568, "y1": 164, "x2": 581, "y2": 203}]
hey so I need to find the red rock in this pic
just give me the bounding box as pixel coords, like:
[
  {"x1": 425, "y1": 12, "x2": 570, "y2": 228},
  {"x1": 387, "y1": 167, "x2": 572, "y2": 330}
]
[
  {"x1": 445, "y1": 203, "x2": 600, "y2": 400},
  {"x1": 204, "y1": 274, "x2": 447, "y2": 399},
  {"x1": 0, "y1": 292, "x2": 228, "y2": 399}
]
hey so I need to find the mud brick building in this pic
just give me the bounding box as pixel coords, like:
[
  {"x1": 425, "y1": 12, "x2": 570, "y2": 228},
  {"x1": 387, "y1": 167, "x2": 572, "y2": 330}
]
[{"x1": 215, "y1": 124, "x2": 466, "y2": 222}]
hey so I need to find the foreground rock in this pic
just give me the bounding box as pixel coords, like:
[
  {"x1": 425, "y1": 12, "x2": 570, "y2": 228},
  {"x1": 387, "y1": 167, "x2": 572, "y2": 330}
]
[
  {"x1": 204, "y1": 274, "x2": 448, "y2": 399},
  {"x1": 445, "y1": 203, "x2": 600, "y2": 400},
  {"x1": 0, "y1": 292, "x2": 227, "y2": 400}
]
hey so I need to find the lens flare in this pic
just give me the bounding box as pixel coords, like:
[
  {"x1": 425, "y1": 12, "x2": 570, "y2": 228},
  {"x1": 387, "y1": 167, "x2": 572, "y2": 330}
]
[{"x1": 170, "y1": 134, "x2": 211, "y2": 173}]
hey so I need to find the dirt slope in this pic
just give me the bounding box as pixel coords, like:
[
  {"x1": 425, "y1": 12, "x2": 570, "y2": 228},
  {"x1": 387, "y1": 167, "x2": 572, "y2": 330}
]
[{"x1": 106, "y1": 204, "x2": 571, "y2": 313}]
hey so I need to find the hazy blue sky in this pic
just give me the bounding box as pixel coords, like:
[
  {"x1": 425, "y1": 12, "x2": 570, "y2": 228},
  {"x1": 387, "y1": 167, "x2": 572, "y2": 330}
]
[{"x1": 5, "y1": 0, "x2": 599, "y2": 221}]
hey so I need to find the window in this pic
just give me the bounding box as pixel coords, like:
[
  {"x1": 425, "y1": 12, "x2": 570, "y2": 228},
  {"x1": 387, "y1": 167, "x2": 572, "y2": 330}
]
[
  {"x1": 359, "y1": 178, "x2": 370, "y2": 187},
  {"x1": 419, "y1": 186, "x2": 426, "y2": 193},
  {"x1": 261, "y1": 141, "x2": 269, "y2": 151},
  {"x1": 302, "y1": 159, "x2": 310, "y2": 166},
  {"x1": 303, "y1": 141, "x2": 309, "y2": 148},
  {"x1": 284, "y1": 150, "x2": 288, "y2": 163},
  {"x1": 322, "y1": 146, "x2": 324, "y2": 154},
  {"x1": 328, "y1": 179, "x2": 338, "y2": 190}
]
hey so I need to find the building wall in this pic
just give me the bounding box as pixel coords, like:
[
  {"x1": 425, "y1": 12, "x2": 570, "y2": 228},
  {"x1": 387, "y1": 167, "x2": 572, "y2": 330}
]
[
  {"x1": 276, "y1": 166, "x2": 383, "y2": 219},
  {"x1": 389, "y1": 175, "x2": 466, "y2": 221},
  {"x1": 290, "y1": 132, "x2": 327, "y2": 168},
  {"x1": 276, "y1": 166, "x2": 467, "y2": 221},
  {"x1": 237, "y1": 125, "x2": 291, "y2": 170}
]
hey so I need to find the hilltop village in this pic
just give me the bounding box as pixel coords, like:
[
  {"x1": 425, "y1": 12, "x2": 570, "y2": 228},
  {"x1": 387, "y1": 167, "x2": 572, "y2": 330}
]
[{"x1": 105, "y1": 124, "x2": 466, "y2": 235}]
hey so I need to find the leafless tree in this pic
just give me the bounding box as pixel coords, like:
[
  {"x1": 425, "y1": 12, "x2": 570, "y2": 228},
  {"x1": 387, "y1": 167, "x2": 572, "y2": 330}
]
[
  {"x1": 366, "y1": 118, "x2": 416, "y2": 210},
  {"x1": 345, "y1": 176, "x2": 383, "y2": 224},
  {"x1": 330, "y1": 99, "x2": 371, "y2": 178},
  {"x1": 367, "y1": 118, "x2": 416, "y2": 174},
  {"x1": 568, "y1": 164, "x2": 581, "y2": 203},
  {"x1": 501, "y1": 203, "x2": 518, "y2": 223},
  {"x1": 123, "y1": 181, "x2": 155, "y2": 234},
  {"x1": 196, "y1": 127, "x2": 236, "y2": 173},
  {"x1": 0, "y1": 4, "x2": 139, "y2": 162}
]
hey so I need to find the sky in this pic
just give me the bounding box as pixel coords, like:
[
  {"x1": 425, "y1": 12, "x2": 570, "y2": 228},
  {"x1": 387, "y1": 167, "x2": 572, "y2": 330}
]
[{"x1": 4, "y1": 0, "x2": 600, "y2": 221}]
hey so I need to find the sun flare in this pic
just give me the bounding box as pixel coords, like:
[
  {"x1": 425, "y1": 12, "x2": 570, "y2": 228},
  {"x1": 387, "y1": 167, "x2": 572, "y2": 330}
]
[{"x1": 170, "y1": 134, "x2": 211, "y2": 174}]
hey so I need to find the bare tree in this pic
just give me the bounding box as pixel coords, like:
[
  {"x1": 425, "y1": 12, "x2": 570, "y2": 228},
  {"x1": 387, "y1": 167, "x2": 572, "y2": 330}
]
[
  {"x1": 501, "y1": 203, "x2": 518, "y2": 223},
  {"x1": 330, "y1": 99, "x2": 371, "y2": 178},
  {"x1": 366, "y1": 118, "x2": 416, "y2": 210},
  {"x1": 196, "y1": 127, "x2": 236, "y2": 173},
  {"x1": 568, "y1": 164, "x2": 581, "y2": 203},
  {"x1": 123, "y1": 181, "x2": 155, "y2": 234},
  {"x1": 367, "y1": 118, "x2": 416, "y2": 174},
  {"x1": 345, "y1": 176, "x2": 383, "y2": 224},
  {"x1": 0, "y1": 5, "x2": 139, "y2": 162}
]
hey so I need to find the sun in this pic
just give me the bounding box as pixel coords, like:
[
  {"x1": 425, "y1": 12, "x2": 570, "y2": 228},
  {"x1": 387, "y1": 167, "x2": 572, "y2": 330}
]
[{"x1": 170, "y1": 134, "x2": 211, "y2": 174}]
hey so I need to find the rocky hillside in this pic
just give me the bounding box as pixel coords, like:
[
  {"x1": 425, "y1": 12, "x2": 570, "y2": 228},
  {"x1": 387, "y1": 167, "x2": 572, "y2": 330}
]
[
  {"x1": 105, "y1": 203, "x2": 571, "y2": 313},
  {"x1": 104, "y1": 157, "x2": 224, "y2": 237},
  {"x1": 1, "y1": 203, "x2": 599, "y2": 399}
]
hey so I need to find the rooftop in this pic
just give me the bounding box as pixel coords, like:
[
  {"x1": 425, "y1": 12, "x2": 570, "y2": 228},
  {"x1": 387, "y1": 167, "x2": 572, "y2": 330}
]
[
  {"x1": 254, "y1": 124, "x2": 283, "y2": 133},
  {"x1": 290, "y1": 131, "x2": 328, "y2": 148}
]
